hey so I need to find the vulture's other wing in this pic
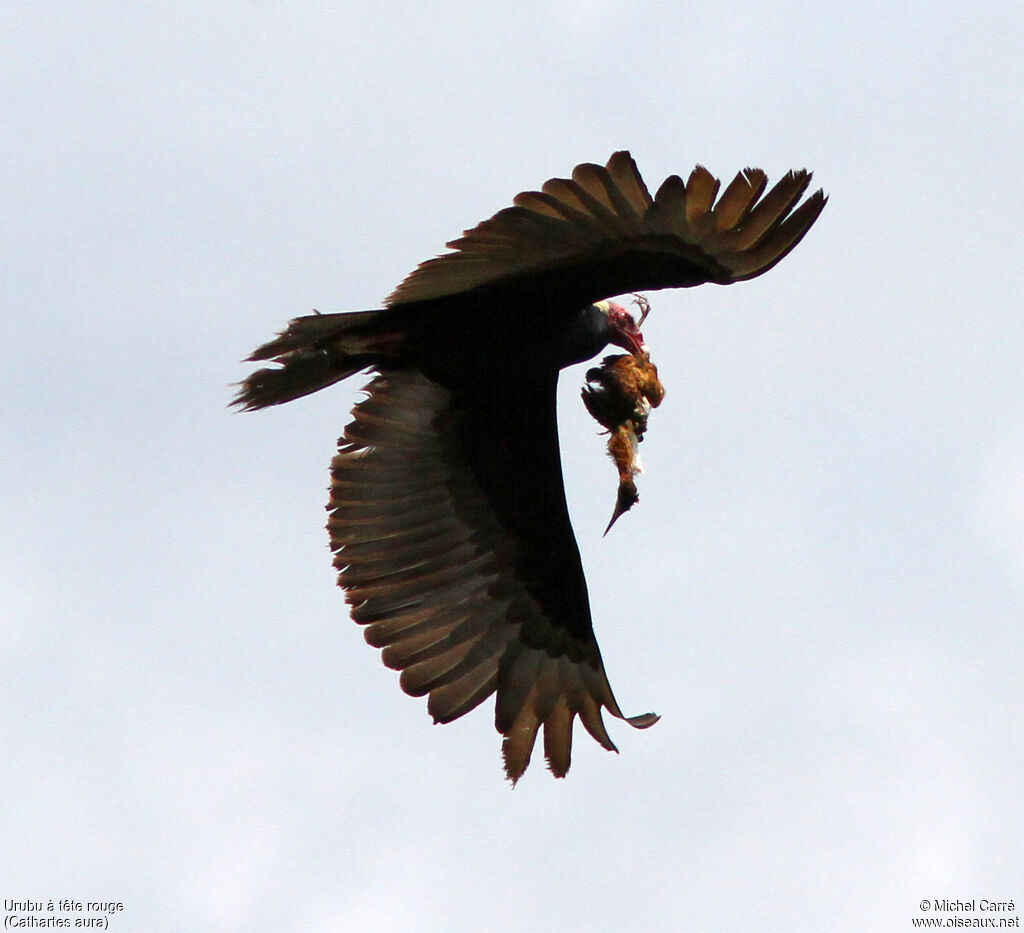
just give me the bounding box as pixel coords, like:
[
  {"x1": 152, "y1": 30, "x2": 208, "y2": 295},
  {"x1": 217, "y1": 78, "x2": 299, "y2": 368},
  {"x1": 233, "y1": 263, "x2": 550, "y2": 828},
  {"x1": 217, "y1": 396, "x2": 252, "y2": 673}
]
[
  {"x1": 386, "y1": 151, "x2": 827, "y2": 308},
  {"x1": 329, "y1": 369, "x2": 657, "y2": 782}
]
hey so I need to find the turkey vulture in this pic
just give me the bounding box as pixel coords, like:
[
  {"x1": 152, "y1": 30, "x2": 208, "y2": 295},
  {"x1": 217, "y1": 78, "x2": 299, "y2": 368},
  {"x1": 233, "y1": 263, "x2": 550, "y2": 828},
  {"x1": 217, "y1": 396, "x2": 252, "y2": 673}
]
[{"x1": 235, "y1": 151, "x2": 826, "y2": 782}]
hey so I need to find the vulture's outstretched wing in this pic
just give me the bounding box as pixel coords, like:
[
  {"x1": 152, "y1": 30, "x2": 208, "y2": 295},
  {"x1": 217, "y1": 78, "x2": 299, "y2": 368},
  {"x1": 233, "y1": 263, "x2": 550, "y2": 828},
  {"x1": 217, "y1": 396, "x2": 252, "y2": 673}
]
[
  {"x1": 329, "y1": 369, "x2": 657, "y2": 782},
  {"x1": 386, "y1": 151, "x2": 827, "y2": 307}
]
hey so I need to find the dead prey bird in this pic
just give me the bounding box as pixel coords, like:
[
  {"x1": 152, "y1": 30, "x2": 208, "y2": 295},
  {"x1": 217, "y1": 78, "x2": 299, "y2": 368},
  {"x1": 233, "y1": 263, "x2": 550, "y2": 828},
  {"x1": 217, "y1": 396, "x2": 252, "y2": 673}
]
[
  {"x1": 581, "y1": 294, "x2": 665, "y2": 533},
  {"x1": 582, "y1": 351, "x2": 665, "y2": 533}
]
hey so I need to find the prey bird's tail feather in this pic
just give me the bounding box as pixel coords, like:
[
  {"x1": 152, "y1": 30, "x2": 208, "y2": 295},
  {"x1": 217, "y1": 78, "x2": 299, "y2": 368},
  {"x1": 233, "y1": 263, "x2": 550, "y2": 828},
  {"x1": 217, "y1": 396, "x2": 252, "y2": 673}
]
[{"x1": 232, "y1": 310, "x2": 402, "y2": 410}]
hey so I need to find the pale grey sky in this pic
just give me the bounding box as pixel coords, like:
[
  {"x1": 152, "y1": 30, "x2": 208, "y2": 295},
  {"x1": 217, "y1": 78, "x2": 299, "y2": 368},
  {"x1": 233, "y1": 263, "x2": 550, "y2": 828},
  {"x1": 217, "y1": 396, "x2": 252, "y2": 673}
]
[{"x1": 4, "y1": 2, "x2": 1023, "y2": 931}]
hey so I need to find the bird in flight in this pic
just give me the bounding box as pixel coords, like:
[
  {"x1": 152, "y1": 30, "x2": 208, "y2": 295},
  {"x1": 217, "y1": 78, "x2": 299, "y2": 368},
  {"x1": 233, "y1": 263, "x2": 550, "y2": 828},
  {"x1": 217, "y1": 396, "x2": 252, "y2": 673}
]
[{"x1": 234, "y1": 151, "x2": 826, "y2": 783}]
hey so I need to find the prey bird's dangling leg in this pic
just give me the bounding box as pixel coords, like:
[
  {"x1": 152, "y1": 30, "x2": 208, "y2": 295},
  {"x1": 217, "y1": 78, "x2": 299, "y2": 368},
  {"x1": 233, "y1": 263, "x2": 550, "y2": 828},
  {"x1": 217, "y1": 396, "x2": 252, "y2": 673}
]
[{"x1": 631, "y1": 294, "x2": 651, "y2": 328}]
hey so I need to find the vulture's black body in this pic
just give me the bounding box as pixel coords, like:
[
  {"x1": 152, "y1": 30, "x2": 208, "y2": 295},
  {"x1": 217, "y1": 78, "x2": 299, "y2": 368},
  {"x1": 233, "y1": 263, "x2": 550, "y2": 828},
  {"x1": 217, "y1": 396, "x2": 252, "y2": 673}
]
[{"x1": 235, "y1": 152, "x2": 826, "y2": 782}]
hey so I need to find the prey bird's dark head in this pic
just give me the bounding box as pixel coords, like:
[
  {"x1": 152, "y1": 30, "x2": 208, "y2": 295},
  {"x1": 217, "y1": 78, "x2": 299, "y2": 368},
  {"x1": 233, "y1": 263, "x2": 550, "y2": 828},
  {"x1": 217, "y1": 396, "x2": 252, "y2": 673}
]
[{"x1": 596, "y1": 298, "x2": 647, "y2": 357}]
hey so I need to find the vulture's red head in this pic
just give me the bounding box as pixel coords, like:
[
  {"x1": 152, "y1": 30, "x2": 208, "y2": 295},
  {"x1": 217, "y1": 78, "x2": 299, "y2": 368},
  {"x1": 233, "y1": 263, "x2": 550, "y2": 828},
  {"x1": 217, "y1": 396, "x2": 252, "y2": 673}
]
[{"x1": 598, "y1": 300, "x2": 646, "y2": 356}]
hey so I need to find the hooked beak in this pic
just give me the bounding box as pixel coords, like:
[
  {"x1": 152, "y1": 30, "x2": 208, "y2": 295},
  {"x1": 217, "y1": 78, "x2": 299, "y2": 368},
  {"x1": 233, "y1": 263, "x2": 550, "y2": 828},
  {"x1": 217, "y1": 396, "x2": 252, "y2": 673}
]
[
  {"x1": 604, "y1": 298, "x2": 647, "y2": 357},
  {"x1": 610, "y1": 328, "x2": 646, "y2": 357}
]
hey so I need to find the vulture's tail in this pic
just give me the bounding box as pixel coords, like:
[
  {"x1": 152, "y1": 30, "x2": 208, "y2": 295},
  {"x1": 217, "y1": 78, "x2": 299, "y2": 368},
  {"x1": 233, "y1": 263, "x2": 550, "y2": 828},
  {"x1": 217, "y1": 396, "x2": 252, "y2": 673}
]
[{"x1": 232, "y1": 309, "x2": 403, "y2": 410}]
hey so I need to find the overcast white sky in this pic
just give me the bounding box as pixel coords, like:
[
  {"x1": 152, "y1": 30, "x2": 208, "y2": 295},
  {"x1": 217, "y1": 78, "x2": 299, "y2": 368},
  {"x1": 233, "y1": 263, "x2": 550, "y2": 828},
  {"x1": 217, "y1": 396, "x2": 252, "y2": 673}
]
[{"x1": 4, "y1": 2, "x2": 1023, "y2": 931}]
